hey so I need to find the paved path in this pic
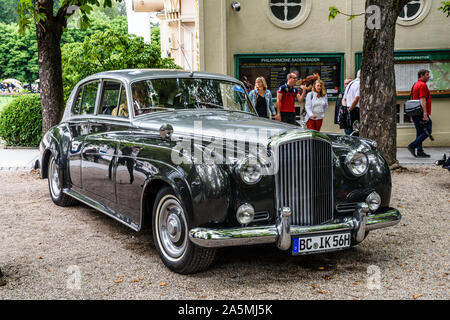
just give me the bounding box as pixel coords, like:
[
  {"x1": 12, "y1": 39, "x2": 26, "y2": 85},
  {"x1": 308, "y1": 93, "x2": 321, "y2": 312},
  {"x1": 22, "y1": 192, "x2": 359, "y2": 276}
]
[
  {"x1": 0, "y1": 148, "x2": 40, "y2": 170},
  {"x1": 0, "y1": 146, "x2": 448, "y2": 170},
  {"x1": 396, "y1": 147, "x2": 449, "y2": 165}
]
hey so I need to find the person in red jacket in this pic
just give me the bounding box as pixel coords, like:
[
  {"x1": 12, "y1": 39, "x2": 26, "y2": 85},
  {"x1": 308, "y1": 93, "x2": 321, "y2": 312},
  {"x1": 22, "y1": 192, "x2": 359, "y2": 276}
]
[{"x1": 407, "y1": 69, "x2": 432, "y2": 158}]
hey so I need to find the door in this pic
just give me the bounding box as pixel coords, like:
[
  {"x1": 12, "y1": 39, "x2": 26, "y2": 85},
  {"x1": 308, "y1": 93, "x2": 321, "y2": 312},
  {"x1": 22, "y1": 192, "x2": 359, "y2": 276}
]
[
  {"x1": 81, "y1": 80, "x2": 127, "y2": 204},
  {"x1": 68, "y1": 82, "x2": 97, "y2": 188}
]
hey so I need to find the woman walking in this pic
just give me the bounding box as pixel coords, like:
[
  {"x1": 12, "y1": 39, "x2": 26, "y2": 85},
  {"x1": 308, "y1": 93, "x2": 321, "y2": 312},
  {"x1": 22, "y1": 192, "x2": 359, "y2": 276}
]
[
  {"x1": 305, "y1": 80, "x2": 328, "y2": 131},
  {"x1": 248, "y1": 77, "x2": 275, "y2": 119}
]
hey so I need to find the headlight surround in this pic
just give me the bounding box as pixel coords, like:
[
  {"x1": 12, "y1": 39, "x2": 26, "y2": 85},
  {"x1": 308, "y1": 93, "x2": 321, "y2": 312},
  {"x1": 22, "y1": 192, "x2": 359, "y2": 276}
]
[
  {"x1": 235, "y1": 156, "x2": 262, "y2": 185},
  {"x1": 366, "y1": 191, "x2": 381, "y2": 211},
  {"x1": 345, "y1": 151, "x2": 369, "y2": 177}
]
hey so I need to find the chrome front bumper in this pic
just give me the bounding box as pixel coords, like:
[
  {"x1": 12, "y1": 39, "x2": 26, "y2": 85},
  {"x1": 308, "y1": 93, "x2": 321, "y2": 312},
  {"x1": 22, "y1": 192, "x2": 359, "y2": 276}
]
[{"x1": 189, "y1": 204, "x2": 401, "y2": 250}]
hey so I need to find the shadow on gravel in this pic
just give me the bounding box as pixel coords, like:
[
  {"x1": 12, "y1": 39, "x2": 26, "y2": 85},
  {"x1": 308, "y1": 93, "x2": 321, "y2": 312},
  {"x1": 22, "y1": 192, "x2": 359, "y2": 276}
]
[{"x1": 186, "y1": 242, "x2": 387, "y2": 282}]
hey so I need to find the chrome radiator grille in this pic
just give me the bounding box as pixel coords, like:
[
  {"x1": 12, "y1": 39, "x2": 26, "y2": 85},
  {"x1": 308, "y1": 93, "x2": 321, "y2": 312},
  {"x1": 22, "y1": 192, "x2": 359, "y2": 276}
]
[{"x1": 275, "y1": 139, "x2": 334, "y2": 226}]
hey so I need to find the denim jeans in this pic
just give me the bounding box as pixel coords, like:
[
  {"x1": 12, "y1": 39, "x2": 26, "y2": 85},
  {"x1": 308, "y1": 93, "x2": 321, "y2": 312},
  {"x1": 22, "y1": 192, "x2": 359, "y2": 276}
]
[{"x1": 409, "y1": 116, "x2": 432, "y2": 155}]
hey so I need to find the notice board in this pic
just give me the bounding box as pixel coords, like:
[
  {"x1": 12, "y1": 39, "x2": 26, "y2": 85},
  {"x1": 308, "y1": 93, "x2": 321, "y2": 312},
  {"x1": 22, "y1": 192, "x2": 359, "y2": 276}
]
[
  {"x1": 355, "y1": 50, "x2": 450, "y2": 98},
  {"x1": 235, "y1": 53, "x2": 345, "y2": 100}
]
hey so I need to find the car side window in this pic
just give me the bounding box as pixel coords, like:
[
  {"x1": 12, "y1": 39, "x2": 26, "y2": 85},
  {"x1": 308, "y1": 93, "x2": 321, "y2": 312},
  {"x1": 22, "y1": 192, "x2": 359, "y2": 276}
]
[
  {"x1": 72, "y1": 87, "x2": 83, "y2": 115},
  {"x1": 80, "y1": 81, "x2": 99, "y2": 116},
  {"x1": 99, "y1": 81, "x2": 127, "y2": 118}
]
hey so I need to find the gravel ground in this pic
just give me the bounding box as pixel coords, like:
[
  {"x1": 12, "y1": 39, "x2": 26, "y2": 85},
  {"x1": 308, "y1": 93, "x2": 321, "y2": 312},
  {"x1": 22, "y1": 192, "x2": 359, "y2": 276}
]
[{"x1": 0, "y1": 166, "x2": 448, "y2": 300}]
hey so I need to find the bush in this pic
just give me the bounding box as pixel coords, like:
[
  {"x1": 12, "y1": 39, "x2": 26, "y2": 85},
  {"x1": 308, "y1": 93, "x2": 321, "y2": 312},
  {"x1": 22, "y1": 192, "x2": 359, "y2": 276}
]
[{"x1": 0, "y1": 94, "x2": 42, "y2": 147}]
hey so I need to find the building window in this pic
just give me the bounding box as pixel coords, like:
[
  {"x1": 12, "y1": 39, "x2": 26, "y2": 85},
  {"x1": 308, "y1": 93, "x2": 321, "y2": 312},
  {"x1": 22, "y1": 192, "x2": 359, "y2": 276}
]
[
  {"x1": 397, "y1": 0, "x2": 430, "y2": 26},
  {"x1": 396, "y1": 104, "x2": 414, "y2": 127},
  {"x1": 269, "y1": 0, "x2": 303, "y2": 22},
  {"x1": 265, "y1": 0, "x2": 311, "y2": 29},
  {"x1": 398, "y1": 0, "x2": 424, "y2": 21}
]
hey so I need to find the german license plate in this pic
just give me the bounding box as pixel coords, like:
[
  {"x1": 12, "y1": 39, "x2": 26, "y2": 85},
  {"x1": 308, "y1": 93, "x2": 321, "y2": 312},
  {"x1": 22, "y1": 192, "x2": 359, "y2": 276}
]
[{"x1": 292, "y1": 232, "x2": 351, "y2": 255}]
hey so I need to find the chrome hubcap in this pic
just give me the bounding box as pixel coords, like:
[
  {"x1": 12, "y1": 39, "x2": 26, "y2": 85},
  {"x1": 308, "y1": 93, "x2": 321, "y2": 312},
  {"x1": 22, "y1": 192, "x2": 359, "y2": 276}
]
[
  {"x1": 49, "y1": 158, "x2": 61, "y2": 198},
  {"x1": 158, "y1": 197, "x2": 187, "y2": 260},
  {"x1": 166, "y1": 213, "x2": 182, "y2": 243}
]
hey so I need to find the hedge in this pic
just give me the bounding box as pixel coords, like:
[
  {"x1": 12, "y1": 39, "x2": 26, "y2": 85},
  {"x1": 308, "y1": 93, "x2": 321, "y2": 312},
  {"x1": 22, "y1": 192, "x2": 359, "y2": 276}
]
[{"x1": 0, "y1": 94, "x2": 42, "y2": 147}]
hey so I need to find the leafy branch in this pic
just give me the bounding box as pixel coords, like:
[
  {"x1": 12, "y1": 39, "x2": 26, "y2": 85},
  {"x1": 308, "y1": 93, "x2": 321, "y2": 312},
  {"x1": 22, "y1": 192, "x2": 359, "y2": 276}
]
[
  {"x1": 328, "y1": 6, "x2": 365, "y2": 21},
  {"x1": 439, "y1": 1, "x2": 450, "y2": 17}
]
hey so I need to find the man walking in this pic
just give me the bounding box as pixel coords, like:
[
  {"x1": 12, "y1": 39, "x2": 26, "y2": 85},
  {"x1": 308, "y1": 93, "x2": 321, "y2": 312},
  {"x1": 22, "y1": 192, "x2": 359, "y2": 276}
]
[
  {"x1": 275, "y1": 73, "x2": 307, "y2": 125},
  {"x1": 342, "y1": 70, "x2": 361, "y2": 135},
  {"x1": 408, "y1": 69, "x2": 433, "y2": 158}
]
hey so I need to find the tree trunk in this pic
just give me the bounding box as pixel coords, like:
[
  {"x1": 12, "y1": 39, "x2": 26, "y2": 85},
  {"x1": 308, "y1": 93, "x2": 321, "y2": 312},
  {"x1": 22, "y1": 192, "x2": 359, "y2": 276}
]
[
  {"x1": 360, "y1": 0, "x2": 410, "y2": 165},
  {"x1": 36, "y1": 1, "x2": 65, "y2": 134}
]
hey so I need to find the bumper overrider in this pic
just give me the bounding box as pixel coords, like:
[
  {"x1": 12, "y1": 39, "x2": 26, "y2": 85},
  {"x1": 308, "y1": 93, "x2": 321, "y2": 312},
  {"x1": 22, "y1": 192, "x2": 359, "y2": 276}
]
[{"x1": 189, "y1": 204, "x2": 401, "y2": 251}]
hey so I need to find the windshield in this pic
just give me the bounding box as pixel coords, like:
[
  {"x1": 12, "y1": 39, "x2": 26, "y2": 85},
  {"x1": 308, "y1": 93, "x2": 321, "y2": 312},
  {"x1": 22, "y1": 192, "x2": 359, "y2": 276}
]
[{"x1": 130, "y1": 78, "x2": 255, "y2": 116}]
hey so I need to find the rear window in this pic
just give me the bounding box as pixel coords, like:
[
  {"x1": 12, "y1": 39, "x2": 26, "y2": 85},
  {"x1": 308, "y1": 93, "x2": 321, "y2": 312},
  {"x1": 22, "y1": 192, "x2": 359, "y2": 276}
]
[{"x1": 72, "y1": 81, "x2": 100, "y2": 116}]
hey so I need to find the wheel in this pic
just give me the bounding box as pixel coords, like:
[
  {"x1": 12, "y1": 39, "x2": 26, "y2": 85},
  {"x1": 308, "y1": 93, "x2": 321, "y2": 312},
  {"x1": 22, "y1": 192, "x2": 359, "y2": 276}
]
[
  {"x1": 152, "y1": 186, "x2": 216, "y2": 274},
  {"x1": 48, "y1": 154, "x2": 77, "y2": 206}
]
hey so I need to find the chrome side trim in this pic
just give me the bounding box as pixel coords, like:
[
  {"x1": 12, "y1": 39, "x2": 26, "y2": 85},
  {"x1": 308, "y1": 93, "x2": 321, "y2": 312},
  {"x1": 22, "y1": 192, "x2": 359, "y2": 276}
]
[{"x1": 63, "y1": 188, "x2": 140, "y2": 231}]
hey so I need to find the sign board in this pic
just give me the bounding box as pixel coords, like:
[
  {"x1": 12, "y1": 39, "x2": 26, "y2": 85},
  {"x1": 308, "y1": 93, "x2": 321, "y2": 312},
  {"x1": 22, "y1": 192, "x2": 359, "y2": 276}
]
[
  {"x1": 235, "y1": 53, "x2": 344, "y2": 100},
  {"x1": 355, "y1": 50, "x2": 450, "y2": 98}
]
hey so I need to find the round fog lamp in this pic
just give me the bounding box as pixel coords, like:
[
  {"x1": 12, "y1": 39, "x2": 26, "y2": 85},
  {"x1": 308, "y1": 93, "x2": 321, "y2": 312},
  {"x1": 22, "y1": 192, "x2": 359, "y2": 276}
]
[
  {"x1": 236, "y1": 203, "x2": 255, "y2": 225},
  {"x1": 366, "y1": 191, "x2": 381, "y2": 211}
]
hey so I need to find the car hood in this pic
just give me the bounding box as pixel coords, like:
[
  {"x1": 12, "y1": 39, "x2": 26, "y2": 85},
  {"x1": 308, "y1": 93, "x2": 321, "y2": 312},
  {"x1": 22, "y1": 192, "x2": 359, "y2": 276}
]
[{"x1": 133, "y1": 110, "x2": 314, "y2": 145}]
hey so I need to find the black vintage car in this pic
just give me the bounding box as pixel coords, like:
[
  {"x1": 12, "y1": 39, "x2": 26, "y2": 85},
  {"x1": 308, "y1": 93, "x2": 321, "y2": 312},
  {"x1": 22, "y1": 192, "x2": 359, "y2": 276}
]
[{"x1": 39, "y1": 69, "x2": 401, "y2": 274}]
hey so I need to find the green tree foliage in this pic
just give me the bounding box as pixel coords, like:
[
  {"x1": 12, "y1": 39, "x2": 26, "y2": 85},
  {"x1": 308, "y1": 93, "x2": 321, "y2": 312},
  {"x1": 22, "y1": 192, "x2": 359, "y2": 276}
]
[
  {"x1": 0, "y1": 0, "x2": 19, "y2": 24},
  {"x1": 62, "y1": 11, "x2": 128, "y2": 45},
  {"x1": 439, "y1": 1, "x2": 450, "y2": 17},
  {"x1": 151, "y1": 26, "x2": 161, "y2": 50},
  {"x1": 0, "y1": 94, "x2": 42, "y2": 146},
  {"x1": 0, "y1": 22, "x2": 38, "y2": 83},
  {"x1": 61, "y1": 29, "x2": 180, "y2": 98},
  {"x1": 0, "y1": 7, "x2": 127, "y2": 83}
]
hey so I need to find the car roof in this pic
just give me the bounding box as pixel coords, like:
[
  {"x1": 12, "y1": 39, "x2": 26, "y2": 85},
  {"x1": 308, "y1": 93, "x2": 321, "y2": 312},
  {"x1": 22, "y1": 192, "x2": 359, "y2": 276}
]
[{"x1": 87, "y1": 69, "x2": 241, "y2": 84}]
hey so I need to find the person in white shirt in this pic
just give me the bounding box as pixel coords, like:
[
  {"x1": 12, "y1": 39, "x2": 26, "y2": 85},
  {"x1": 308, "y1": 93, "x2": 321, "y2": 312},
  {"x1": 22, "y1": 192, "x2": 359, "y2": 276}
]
[
  {"x1": 305, "y1": 79, "x2": 328, "y2": 132},
  {"x1": 342, "y1": 70, "x2": 361, "y2": 135}
]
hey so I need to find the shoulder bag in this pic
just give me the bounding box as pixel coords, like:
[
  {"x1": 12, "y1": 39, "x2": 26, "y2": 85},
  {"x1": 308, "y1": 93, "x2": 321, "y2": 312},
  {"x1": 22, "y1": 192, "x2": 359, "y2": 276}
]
[{"x1": 404, "y1": 83, "x2": 425, "y2": 117}]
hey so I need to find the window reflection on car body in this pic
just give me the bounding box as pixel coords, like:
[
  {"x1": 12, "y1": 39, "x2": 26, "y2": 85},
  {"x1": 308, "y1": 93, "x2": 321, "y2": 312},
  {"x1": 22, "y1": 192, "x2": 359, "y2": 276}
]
[{"x1": 195, "y1": 101, "x2": 225, "y2": 109}]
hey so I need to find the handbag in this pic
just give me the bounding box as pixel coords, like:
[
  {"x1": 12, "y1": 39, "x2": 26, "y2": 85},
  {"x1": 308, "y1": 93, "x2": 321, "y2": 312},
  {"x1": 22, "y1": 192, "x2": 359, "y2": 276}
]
[{"x1": 404, "y1": 83, "x2": 426, "y2": 117}]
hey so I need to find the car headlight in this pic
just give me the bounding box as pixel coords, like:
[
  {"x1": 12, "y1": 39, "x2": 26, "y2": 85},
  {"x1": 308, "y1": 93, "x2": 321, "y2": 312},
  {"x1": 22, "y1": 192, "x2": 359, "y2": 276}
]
[
  {"x1": 235, "y1": 156, "x2": 262, "y2": 185},
  {"x1": 366, "y1": 191, "x2": 381, "y2": 211},
  {"x1": 345, "y1": 151, "x2": 368, "y2": 177}
]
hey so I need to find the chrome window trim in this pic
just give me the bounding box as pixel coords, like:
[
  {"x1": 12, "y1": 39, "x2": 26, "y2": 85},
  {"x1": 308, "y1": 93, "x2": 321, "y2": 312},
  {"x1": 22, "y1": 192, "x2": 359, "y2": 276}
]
[
  {"x1": 128, "y1": 77, "x2": 256, "y2": 118},
  {"x1": 72, "y1": 79, "x2": 102, "y2": 117},
  {"x1": 96, "y1": 79, "x2": 130, "y2": 121}
]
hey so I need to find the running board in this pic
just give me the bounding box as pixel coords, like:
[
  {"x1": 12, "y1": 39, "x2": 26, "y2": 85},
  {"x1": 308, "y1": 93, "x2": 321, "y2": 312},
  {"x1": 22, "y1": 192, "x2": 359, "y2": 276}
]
[{"x1": 63, "y1": 188, "x2": 140, "y2": 231}]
